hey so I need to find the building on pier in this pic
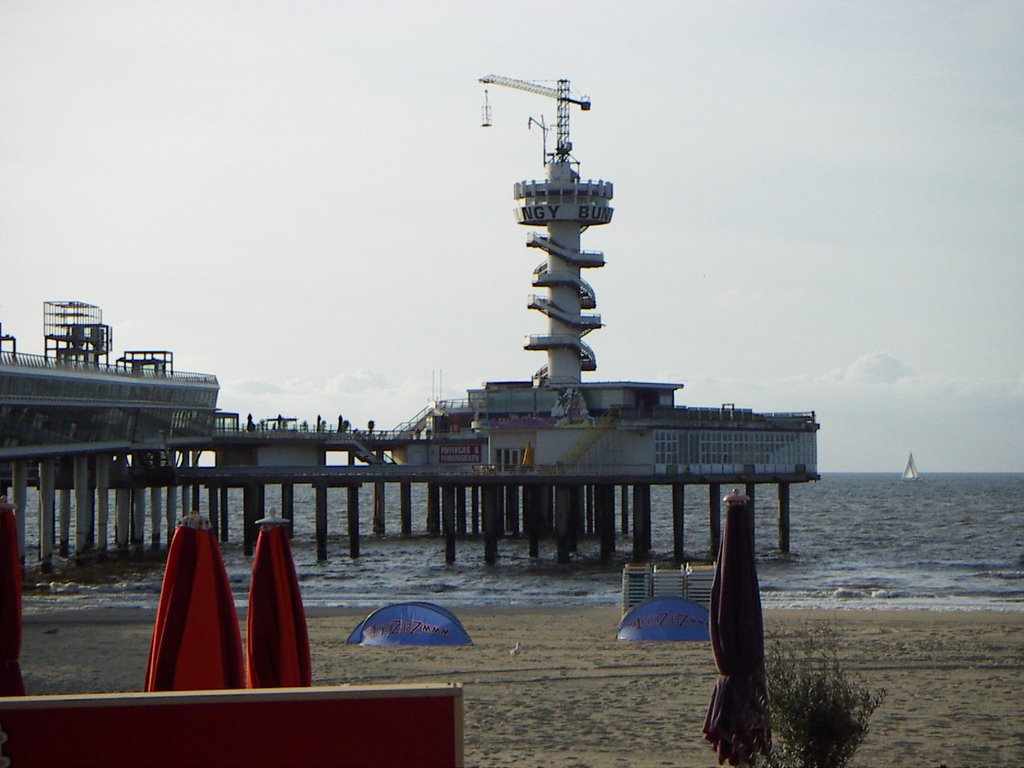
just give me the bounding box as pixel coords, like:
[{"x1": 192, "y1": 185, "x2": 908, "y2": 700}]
[
  {"x1": 388, "y1": 76, "x2": 819, "y2": 482},
  {"x1": 0, "y1": 301, "x2": 219, "y2": 455}
]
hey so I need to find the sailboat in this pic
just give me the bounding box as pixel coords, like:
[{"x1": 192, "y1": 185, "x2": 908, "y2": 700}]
[{"x1": 901, "y1": 452, "x2": 920, "y2": 481}]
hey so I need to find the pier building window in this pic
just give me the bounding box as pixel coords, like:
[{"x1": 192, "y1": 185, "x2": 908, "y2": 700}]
[
  {"x1": 655, "y1": 430, "x2": 681, "y2": 465},
  {"x1": 495, "y1": 448, "x2": 523, "y2": 467},
  {"x1": 679, "y1": 429, "x2": 816, "y2": 471}
]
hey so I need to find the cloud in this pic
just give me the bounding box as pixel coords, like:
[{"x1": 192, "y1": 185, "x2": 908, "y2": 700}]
[
  {"x1": 232, "y1": 379, "x2": 285, "y2": 395},
  {"x1": 830, "y1": 351, "x2": 911, "y2": 384}
]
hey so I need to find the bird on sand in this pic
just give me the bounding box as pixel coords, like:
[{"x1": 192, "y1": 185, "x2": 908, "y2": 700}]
[{"x1": 509, "y1": 641, "x2": 522, "y2": 656}]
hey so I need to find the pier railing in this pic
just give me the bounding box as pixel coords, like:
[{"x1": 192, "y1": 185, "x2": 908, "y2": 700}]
[{"x1": 0, "y1": 350, "x2": 217, "y2": 385}]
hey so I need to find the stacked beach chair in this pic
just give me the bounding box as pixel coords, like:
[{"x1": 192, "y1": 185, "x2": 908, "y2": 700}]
[
  {"x1": 652, "y1": 565, "x2": 686, "y2": 598},
  {"x1": 621, "y1": 562, "x2": 717, "y2": 613},
  {"x1": 684, "y1": 562, "x2": 715, "y2": 607},
  {"x1": 620, "y1": 563, "x2": 653, "y2": 614}
]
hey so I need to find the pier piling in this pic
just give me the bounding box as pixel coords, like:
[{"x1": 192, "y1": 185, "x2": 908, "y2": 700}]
[
  {"x1": 483, "y1": 485, "x2": 499, "y2": 564},
  {"x1": 672, "y1": 482, "x2": 685, "y2": 564},
  {"x1": 442, "y1": 484, "x2": 456, "y2": 564},
  {"x1": 347, "y1": 485, "x2": 360, "y2": 559},
  {"x1": 315, "y1": 485, "x2": 328, "y2": 562},
  {"x1": 778, "y1": 482, "x2": 791, "y2": 553},
  {"x1": 708, "y1": 482, "x2": 721, "y2": 556},
  {"x1": 400, "y1": 481, "x2": 412, "y2": 535}
]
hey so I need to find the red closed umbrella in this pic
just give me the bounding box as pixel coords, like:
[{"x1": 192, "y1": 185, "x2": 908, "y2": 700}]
[
  {"x1": 247, "y1": 510, "x2": 311, "y2": 688},
  {"x1": 145, "y1": 514, "x2": 244, "y2": 692},
  {"x1": 0, "y1": 496, "x2": 25, "y2": 696},
  {"x1": 703, "y1": 489, "x2": 771, "y2": 766}
]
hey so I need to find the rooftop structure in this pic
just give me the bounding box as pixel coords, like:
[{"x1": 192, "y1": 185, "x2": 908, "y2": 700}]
[{"x1": 0, "y1": 302, "x2": 219, "y2": 456}]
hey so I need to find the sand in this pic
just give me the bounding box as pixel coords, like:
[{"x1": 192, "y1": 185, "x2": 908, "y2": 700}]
[{"x1": 17, "y1": 606, "x2": 1024, "y2": 767}]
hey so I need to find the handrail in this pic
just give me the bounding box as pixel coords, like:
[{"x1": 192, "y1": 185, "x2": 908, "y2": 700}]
[
  {"x1": 0, "y1": 350, "x2": 216, "y2": 385},
  {"x1": 514, "y1": 179, "x2": 614, "y2": 199}
]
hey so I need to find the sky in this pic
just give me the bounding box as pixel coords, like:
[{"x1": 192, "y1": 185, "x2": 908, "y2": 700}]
[{"x1": 1, "y1": 1, "x2": 1021, "y2": 472}]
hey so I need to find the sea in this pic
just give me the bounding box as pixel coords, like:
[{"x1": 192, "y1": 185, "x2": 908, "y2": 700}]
[{"x1": 18, "y1": 473, "x2": 1024, "y2": 614}]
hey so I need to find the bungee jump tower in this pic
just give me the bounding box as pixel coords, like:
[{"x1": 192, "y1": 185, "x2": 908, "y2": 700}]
[{"x1": 480, "y1": 75, "x2": 613, "y2": 386}]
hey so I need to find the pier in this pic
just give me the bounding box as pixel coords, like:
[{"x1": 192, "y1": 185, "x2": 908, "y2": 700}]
[
  {"x1": 1, "y1": 77, "x2": 820, "y2": 575},
  {"x1": 0, "y1": 422, "x2": 814, "y2": 570}
]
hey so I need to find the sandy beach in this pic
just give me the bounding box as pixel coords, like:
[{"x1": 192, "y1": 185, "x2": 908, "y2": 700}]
[{"x1": 18, "y1": 606, "x2": 1024, "y2": 767}]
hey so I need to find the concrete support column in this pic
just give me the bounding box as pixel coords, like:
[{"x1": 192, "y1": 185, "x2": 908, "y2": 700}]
[
  {"x1": 671, "y1": 483, "x2": 685, "y2": 564},
  {"x1": 620, "y1": 485, "x2": 629, "y2": 535},
  {"x1": 456, "y1": 485, "x2": 467, "y2": 536},
  {"x1": 777, "y1": 482, "x2": 791, "y2": 554},
  {"x1": 281, "y1": 483, "x2": 294, "y2": 536},
  {"x1": 626, "y1": 487, "x2": 643, "y2": 565},
  {"x1": 745, "y1": 482, "x2": 757, "y2": 546},
  {"x1": 190, "y1": 451, "x2": 201, "y2": 511},
  {"x1": 585, "y1": 485, "x2": 594, "y2": 535},
  {"x1": 482, "y1": 485, "x2": 499, "y2": 565},
  {"x1": 242, "y1": 483, "x2": 259, "y2": 557},
  {"x1": 568, "y1": 485, "x2": 581, "y2": 553},
  {"x1": 708, "y1": 483, "x2": 722, "y2": 557},
  {"x1": 426, "y1": 483, "x2": 440, "y2": 535},
  {"x1": 176, "y1": 450, "x2": 189, "y2": 518},
  {"x1": 59, "y1": 487, "x2": 71, "y2": 557},
  {"x1": 315, "y1": 485, "x2": 328, "y2": 562},
  {"x1": 442, "y1": 485, "x2": 456, "y2": 564},
  {"x1": 373, "y1": 481, "x2": 386, "y2": 536},
  {"x1": 75, "y1": 454, "x2": 94, "y2": 556},
  {"x1": 554, "y1": 485, "x2": 571, "y2": 565},
  {"x1": 471, "y1": 486, "x2": 480, "y2": 535},
  {"x1": 495, "y1": 486, "x2": 505, "y2": 538},
  {"x1": 131, "y1": 486, "x2": 146, "y2": 550},
  {"x1": 631, "y1": 483, "x2": 650, "y2": 563},
  {"x1": 38, "y1": 459, "x2": 56, "y2": 568},
  {"x1": 505, "y1": 485, "x2": 520, "y2": 536},
  {"x1": 95, "y1": 457, "x2": 110, "y2": 554},
  {"x1": 166, "y1": 485, "x2": 178, "y2": 541},
  {"x1": 219, "y1": 487, "x2": 229, "y2": 542},
  {"x1": 149, "y1": 486, "x2": 163, "y2": 551},
  {"x1": 597, "y1": 484, "x2": 615, "y2": 562},
  {"x1": 524, "y1": 485, "x2": 540, "y2": 559},
  {"x1": 543, "y1": 485, "x2": 555, "y2": 534},
  {"x1": 400, "y1": 482, "x2": 412, "y2": 536},
  {"x1": 115, "y1": 488, "x2": 130, "y2": 550},
  {"x1": 208, "y1": 487, "x2": 221, "y2": 540},
  {"x1": 347, "y1": 485, "x2": 360, "y2": 559},
  {"x1": 11, "y1": 460, "x2": 28, "y2": 561}
]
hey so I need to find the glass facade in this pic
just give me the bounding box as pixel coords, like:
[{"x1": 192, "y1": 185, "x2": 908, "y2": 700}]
[
  {"x1": 655, "y1": 428, "x2": 817, "y2": 471},
  {"x1": 0, "y1": 354, "x2": 218, "y2": 449}
]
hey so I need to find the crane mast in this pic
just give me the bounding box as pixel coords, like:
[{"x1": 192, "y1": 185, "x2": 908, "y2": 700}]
[{"x1": 479, "y1": 75, "x2": 590, "y2": 162}]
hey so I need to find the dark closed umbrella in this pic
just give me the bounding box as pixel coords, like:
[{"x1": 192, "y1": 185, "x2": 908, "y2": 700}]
[
  {"x1": 247, "y1": 510, "x2": 311, "y2": 688},
  {"x1": 703, "y1": 489, "x2": 771, "y2": 766},
  {"x1": 145, "y1": 514, "x2": 245, "y2": 692},
  {"x1": 0, "y1": 496, "x2": 25, "y2": 696}
]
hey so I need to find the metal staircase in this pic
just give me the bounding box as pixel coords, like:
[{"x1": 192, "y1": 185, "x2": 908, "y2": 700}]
[
  {"x1": 526, "y1": 233, "x2": 605, "y2": 268},
  {"x1": 533, "y1": 262, "x2": 597, "y2": 308},
  {"x1": 558, "y1": 411, "x2": 619, "y2": 466}
]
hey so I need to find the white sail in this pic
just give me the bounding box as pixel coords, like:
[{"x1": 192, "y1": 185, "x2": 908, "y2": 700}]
[{"x1": 902, "y1": 452, "x2": 920, "y2": 481}]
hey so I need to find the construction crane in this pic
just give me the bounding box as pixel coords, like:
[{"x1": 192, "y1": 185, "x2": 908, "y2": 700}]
[{"x1": 479, "y1": 75, "x2": 590, "y2": 162}]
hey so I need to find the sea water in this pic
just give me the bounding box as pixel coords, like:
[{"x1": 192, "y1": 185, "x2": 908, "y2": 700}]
[{"x1": 18, "y1": 473, "x2": 1024, "y2": 613}]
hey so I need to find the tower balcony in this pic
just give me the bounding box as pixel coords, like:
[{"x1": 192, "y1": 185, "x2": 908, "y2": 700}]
[
  {"x1": 514, "y1": 179, "x2": 614, "y2": 226},
  {"x1": 524, "y1": 335, "x2": 597, "y2": 371}
]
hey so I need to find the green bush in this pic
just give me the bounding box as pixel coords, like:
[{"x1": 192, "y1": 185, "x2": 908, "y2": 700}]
[{"x1": 763, "y1": 623, "x2": 885, "y2": 768}]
